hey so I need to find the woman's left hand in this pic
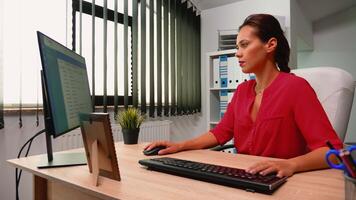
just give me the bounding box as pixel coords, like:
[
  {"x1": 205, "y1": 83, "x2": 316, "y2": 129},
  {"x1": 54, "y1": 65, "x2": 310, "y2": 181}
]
[{"x1": 245, "y1": 160, "x2": 298, "y2": 178}]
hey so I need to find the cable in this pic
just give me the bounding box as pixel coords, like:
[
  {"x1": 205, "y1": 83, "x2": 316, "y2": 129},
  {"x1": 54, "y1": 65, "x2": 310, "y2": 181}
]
[
  {"x1": 16, "y1": 129, "x2": 45, "y2": 199},
  {"x1": 15, "y1": 129, "x2": 46, "y2": 200},
  {"x1": 15, "y1": 140, "x2": 33, "y2": 200}
]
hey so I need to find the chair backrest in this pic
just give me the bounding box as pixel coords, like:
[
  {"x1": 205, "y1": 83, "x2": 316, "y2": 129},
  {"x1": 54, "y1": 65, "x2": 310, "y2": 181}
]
[{"x1": 291, "y1": 67, "x2": 355, "y2": 141}]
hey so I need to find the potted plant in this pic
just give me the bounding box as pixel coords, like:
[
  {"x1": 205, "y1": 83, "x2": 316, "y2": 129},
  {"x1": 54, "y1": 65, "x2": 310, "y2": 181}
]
[{"x1": 116, "y1": 108, "x2": 145, "y2": 144}]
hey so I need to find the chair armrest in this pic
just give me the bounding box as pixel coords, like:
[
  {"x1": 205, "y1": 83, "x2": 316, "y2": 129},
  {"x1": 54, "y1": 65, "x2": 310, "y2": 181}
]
[
  {"x1": 345, "y1": 142, "x2": 356, "y2": 146},
  {"x1": 210, "y1": 144, "x2": 235, "y2": 151}
]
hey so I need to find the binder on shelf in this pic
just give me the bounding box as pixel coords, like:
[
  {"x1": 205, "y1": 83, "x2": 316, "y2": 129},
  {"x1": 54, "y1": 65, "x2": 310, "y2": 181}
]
[
  {"x1": 213, "y1": 58, "x2": 220, "y2": 88},
  {"x1": 240, "y1": 72, "x2": 247, "y2": 82},
  {"x1": 241, "y1": 72, "x2": 254, "y2": 83},
  {"x1": 227, "y1": 56, "x2": 239, "y2": 89},
  {"x1": 219, "y1": 90, "x2": 228, "y2": 119},
  {"x1": 219, "y1": 55, "x2": 228, "y2": 88},
  {"x1": 228, "y1": 91, "x2": 234, "y2": 103}
]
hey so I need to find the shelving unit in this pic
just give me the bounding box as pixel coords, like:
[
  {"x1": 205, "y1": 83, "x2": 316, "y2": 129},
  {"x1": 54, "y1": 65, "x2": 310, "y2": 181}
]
[
  {"x1": 206, "y1": 49, "x2": 251, "y2": 130},
  {"x1": 206, "y1": 49, "x2": 236, "y2": 130}
]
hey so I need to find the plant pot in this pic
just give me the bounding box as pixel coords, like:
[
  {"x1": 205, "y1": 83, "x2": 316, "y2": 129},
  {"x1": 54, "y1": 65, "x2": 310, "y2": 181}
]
[{"x1": 122, "y1": 128, "x2": 140, "y2": 144}]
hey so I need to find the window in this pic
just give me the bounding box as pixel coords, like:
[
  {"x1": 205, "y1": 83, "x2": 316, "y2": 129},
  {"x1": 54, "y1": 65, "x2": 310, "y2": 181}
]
[
  {"x1": 3, "y1": 0, "x2": 67, "y2": 107},
  {"x1": 2, "y1": 0, "x2": 201, "y2": 117}
]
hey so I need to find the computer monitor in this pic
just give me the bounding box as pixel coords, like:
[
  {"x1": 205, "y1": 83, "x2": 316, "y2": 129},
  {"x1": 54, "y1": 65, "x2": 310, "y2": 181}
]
[{"x1": 37, "y1": 31, "x2": 92, "y2": 168}]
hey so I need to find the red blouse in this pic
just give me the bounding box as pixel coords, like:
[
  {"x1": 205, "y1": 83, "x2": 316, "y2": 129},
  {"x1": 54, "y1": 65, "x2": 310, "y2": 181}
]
[{"x1": 211, "y1": 72, "x2": 343, "y2": 159}]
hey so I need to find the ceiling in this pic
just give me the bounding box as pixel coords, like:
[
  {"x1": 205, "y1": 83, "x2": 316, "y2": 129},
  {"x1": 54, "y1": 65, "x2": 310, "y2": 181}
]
[{"x1": 195, "y1": 0, "x2": 356, "y2": 22}]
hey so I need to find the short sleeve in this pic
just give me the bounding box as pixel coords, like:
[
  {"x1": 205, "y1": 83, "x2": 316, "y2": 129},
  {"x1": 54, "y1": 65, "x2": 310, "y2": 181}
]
[
  {"x1": 210, "y1": 90, "x2": 237, "y2": 145},
  {"x1": 294, "y1": 80, "x2": 343, "y2": 150}
]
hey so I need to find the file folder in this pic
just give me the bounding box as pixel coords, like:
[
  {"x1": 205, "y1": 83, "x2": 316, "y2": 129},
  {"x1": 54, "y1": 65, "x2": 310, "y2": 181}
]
[
  {"x1": 213, "y1": 58, "x2": 220, "y2": 88},
  {"x1": 228, "y1": 56, "x2": 239, "y2": 89},
  {"x1": 219, "y1": 90, "x2": 228, "y2": 119},
  {"x1": 228, "y1": 91, "x2": 234, "y2": 103},
  {"x1": 219, "y1": 56, "x2": 228, "y2": 88},
  {"x1": 241, "y1": 72, "x2": 252, "y2": 83}
]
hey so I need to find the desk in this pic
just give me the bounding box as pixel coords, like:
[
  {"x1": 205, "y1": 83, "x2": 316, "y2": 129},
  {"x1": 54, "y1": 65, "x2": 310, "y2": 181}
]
[{"x1": 8, "y1": 142, "x2": 344, "y2": 200}]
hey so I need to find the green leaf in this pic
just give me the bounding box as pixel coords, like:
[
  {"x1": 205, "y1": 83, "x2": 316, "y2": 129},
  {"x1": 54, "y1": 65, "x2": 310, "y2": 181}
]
[{"x1": 116, "y1": 107, "x2": 145, "y2": 130}]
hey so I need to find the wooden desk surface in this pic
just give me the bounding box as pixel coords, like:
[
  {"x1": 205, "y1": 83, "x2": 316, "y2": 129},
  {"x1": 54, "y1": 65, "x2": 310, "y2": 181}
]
[{"x1": 8, "y1": 142, "x2": 344, "y2": 200}]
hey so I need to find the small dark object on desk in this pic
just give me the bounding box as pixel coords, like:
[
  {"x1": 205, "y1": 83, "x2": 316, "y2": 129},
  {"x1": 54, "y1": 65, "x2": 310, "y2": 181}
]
[{"x1": 143, "y1": 146, "x2": 167, "y2": 156}]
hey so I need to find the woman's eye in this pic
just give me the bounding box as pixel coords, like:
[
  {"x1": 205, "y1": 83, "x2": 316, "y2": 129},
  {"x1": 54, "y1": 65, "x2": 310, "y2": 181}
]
[
  {"x1": 236, "y1": 41, "x2": 249, "y2": 50},
  {"x1": 241, "y1": 42, "x2": 249, "y2": 48}
]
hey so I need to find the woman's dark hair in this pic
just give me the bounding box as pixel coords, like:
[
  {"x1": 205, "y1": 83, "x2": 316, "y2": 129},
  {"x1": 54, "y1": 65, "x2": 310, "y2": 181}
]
[{"x1": 239, "y1": 14, "x2": 290, "y2": 73}]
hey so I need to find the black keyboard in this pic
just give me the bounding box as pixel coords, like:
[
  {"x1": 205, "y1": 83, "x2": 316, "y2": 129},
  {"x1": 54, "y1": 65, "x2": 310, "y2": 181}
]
[{"x1": 138, "y1": 157, "x2": 287, "y2": 194}]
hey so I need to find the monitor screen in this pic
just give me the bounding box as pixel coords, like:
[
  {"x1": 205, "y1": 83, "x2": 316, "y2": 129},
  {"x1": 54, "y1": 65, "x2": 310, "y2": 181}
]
[{"x1": 37, "y1": 31, "x2": 92, "y2": 138}]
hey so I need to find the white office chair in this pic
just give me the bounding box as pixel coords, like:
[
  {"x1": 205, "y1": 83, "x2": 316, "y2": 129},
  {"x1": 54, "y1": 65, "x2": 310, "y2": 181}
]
[{"x1": 292, "y1": 67, "x2": 355, "y2": 142}]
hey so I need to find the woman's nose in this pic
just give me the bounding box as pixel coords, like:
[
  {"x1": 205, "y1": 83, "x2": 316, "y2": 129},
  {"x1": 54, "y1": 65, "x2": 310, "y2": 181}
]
[{"x1": 235, "y1": 50, "x2": 242, "y2": 58}]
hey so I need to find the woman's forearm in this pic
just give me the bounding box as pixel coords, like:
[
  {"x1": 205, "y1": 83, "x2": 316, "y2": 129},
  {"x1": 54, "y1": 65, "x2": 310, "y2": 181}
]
[
  {"x1": 289, "y1": 147, "x2": 331, "y2": 173},
  {"x1": 179, "y1": 132, "x2": 219, "y2": 151}
]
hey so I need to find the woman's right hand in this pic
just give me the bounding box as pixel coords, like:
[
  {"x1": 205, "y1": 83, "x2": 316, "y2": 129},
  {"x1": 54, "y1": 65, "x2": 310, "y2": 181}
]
[{"x1": 144, "y1": 141, "x2": 184, "y2": 155}]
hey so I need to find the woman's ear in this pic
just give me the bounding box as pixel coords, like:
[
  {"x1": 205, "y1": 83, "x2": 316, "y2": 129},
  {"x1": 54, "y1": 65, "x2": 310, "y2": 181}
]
[{"x1": 265, "y1": 37, "x2": 277, "y2": 53}]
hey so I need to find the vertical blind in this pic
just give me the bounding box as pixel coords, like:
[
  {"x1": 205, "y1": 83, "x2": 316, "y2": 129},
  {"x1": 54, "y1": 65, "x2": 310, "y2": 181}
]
[{"x1": 72, "y1": 0, "x2": 201, "y2": 117}]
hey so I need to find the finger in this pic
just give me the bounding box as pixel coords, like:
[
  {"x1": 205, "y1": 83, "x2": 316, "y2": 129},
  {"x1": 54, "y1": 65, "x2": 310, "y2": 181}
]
[
  {"x1": 276, "y1": 171, "x2": 285, "y2": 178},
  {"x1": 158, "y1": 146, "x2": 175, "y2": 155},
  {"x1": 144, "y1": 143, "x2": 156, "y2": 150},
  {"x1": 147, "y1": 141, "x2": 169, "y2": 150},
  {"x1": 246, "y1": 160, "x2": 271, "y2": 171},
  {"x1": 246, "y1": 163, "x2": 261, "y2": 172},
  {"x1": 143, "y1": 143, "x2": 152, "y2": 150},
  {"x1": 157, "y1": 149, "x2": 167, "y2": 155},
  {"x1": 145, "y1": 141, "x2": 162, "y2": 150},
  {"x1": 247, "y1": 162, "x2": 271, "y2": 174},
  {"x1": 259, "y1": 166, "x2": 278, "y2": 176}
]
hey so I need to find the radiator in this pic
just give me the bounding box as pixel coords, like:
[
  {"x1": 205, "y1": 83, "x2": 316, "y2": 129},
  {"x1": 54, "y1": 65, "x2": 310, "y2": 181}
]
[{"x1": 53, "y1": 120, "x2": 172, "y2": 151}]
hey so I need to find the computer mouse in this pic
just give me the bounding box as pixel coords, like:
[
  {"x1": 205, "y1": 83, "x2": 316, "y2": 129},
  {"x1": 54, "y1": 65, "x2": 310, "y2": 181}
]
[{"x1": 143, "y1": 146, "x2": 166, "y2": 156}]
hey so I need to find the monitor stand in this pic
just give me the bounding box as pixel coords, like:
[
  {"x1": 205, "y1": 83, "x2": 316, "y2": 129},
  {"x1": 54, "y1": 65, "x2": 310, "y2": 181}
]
[{"x1": 37, "y1": 131, "x2": 87, "y2": 169}]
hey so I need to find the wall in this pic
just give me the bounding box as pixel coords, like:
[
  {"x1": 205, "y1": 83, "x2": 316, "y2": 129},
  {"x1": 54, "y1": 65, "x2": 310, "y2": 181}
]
[
  {"x1": 200, "y1": 0, "x2": 294, "y2": 105},
  {"x1": 291, "y1": 0, "x2": 313, "y2": 51},
  {"x1": 201, "y1": 0, "x2": 291, "y2": 54},
  {"x1": 289, "y1": 0, "x2": 298, "y2": 67},
  {"x1": 297, "y1": 6, "x2": 356, "y2": 142},
  {"x1": 0, "y1": 114, "x2": 46, "y2": 200}
]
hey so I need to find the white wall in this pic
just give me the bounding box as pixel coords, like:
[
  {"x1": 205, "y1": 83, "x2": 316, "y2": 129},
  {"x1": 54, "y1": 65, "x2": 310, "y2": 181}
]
[
  {"x1": 291, "y1": 0, "x2": 313, "y2": 51},
  {"x1": 297, "y1": 6, "x2": 356, "y2": 142},
  {"x1": 200, "y1": 0, "x2": 296, "y2": 80},
  {"x1": 289, "y1": 0, "x2": 298, "y2": 67},
  {"x1": 201, "y1": 0, "x2": 291, "y2": 54},
  {"x1": 0, "y1": 114, "x2": 46, "y2": 200}
]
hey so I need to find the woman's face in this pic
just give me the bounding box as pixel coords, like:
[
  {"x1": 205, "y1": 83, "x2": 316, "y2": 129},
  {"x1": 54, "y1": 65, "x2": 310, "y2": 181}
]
[{"x1": 235, "y1": 25, "x2": 269, "y2": 74}]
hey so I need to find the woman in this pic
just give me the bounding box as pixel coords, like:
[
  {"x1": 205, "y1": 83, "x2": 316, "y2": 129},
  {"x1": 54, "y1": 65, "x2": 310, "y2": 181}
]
[{"x1": 144, "y1": 14, "x2": 342, "y2": 178}]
